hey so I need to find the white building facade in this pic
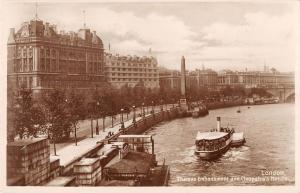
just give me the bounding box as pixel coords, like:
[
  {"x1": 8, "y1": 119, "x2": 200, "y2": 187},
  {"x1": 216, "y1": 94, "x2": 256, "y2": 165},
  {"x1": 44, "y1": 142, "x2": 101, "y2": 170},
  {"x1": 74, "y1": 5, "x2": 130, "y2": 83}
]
[{"x1": 104, "y1": 53, "x2": 159, "y2": 89}]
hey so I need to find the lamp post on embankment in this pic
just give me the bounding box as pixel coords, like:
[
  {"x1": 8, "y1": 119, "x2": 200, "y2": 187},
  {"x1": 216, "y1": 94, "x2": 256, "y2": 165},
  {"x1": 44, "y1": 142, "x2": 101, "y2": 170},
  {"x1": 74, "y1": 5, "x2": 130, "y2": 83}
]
[
  {"x1": 87, "y1": 102, "x2": 94, "y2": 138},
  {"x1": 132, "y1": 105, "x2": 136, "y2": 123},
  {"x1": 172, "y1": 98, "x2": 175, "y2": 108},
  {"x1": 142, "y1": 103, "x2": 145, "y2": 117},
  {"x1": 151, "y1": 101, "x2": 154, "y2": 114},
  {"x1": 120, "y1": 108, "x2": 125, "y2": 129},
  {"x1": 96, "y1": 101, "x2": 100, "y2": 135},
  {"x1": 90, "y1": 114, "x2": 94, "y2": 138}
]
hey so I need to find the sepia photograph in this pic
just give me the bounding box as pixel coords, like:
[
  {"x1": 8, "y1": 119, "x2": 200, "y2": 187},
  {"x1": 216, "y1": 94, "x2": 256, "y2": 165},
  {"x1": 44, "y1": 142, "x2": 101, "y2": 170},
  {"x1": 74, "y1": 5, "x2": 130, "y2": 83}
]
[{"x1": 0, "y1": 0, "x2": 299, "y2": 192}]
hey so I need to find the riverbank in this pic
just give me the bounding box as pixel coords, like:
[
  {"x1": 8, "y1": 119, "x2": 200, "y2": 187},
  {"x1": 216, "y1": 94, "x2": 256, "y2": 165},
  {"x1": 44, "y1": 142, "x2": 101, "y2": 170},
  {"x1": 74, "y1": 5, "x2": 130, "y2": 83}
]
[
  {"x1": 52, "y1": 108, "x2": 180, "y2": 175},
  {"x1": 204, "y1": 99, "x2": 289, "y2": 110},
  {"x1": 205, "y1": 99, "x2": 243, "y2": 110}
]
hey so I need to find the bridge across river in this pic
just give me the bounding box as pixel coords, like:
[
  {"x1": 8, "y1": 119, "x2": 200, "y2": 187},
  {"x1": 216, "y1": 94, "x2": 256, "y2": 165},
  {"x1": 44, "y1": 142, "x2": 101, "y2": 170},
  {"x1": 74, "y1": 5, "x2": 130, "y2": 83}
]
[{"x1": 265, "y1": 86, "x2": 295, "y2": 102}]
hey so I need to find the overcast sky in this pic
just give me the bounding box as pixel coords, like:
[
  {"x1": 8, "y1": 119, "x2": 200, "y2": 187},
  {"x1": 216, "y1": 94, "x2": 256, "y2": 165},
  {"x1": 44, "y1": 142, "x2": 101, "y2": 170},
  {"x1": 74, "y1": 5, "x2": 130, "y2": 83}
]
[{"x1": 2, "y1": 1, "x2": 298, "y2": 72}]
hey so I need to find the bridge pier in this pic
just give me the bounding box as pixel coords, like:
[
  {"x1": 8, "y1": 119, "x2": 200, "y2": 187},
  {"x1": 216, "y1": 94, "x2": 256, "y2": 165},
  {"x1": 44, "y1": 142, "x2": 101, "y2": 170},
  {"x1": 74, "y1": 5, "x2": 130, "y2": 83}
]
[{"x1": 266, "y1": 87, "x2": 294, "y2": 103}]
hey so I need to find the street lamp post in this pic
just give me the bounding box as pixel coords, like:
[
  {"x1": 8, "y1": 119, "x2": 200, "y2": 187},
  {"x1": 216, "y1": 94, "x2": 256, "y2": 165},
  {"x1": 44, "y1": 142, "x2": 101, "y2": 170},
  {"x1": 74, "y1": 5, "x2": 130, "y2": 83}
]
[
  {"x1": 160, "y1": 99, "x2": 163, "y2": 111},
  {"x1": 151, "y1": 101, "x2": 154, "y2": 114},
  {"x1": 120, "y1": 108, "x2": 125, "y2": 129},
  {"x1": 96, "y1": 101, "x2": 100, "y2": 135},
  {"x1": 103, "y1": 113, "x2": 106, "y2": 132},
  {"x1": 142, "y1": 103, "x2": 145, "y2": 117},
  {"x1": 89, "y1": 102, "x2": 94, "y2": 138},
  {"x1": 132, "y1": 105, "x2": 136, "y2": 123},
  {"x1": 90, "y1": 116, "x2": 94, "y2": 138},
  {"x1": 146, "y1": 103, "x2": 149, "y2": 114}
]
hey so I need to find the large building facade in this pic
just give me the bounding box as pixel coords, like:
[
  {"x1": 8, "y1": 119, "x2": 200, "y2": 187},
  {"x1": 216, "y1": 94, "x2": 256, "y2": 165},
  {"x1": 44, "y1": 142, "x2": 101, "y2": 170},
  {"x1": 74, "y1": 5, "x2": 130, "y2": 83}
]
[
  {"x1": 7, "y1": 19, "x2": 105, "y2": 94},
  {"x1": 159, "y1": 68, "x2": 218, "y2": 91},
  {"x1": 217, "y1": 70, "x2": 294, "y2": 89},
  {"x1": 159, "y1": 68, "x2": 294, "y2": 92},
  {"x1": 159, "y1": 70, "x2": 181, "y2": 91},
  {"x1": 104, "y1": 53, "x2": 159, "y2": 89}
]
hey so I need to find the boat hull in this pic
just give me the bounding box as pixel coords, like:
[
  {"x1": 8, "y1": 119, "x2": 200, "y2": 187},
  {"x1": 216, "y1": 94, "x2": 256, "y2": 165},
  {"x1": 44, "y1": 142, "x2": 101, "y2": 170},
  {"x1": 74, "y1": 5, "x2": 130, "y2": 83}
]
[
  {"x1": 231, "y1": 138, "x2": 246, "y2": 147},
  {"x1": 191, "y1": 109, "x2": 209, "y2": 118},
  {"x1": 195, "y1": 143, "x2": 231, "y2": 160}
]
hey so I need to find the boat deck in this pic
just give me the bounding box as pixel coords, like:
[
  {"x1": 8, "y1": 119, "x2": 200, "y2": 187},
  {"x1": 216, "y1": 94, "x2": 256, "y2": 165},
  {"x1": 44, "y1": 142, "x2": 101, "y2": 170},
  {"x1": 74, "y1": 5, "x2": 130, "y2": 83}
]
[{"x1": 196, "y1": 131, "x2": 228, "y2": 140}]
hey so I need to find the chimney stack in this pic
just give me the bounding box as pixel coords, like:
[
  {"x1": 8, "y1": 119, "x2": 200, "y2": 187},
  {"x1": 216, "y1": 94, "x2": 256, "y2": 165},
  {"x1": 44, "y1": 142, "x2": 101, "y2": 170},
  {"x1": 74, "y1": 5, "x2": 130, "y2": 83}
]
[
  {"x1": 217, "y1": 117, "x2": 221, "y2": 131},
  {"x1": 51, "y1": 25, "x2": 57, "y2": 33},
  {"x1": 8, "y1": 28, "x2": 15, "y2": 43}
]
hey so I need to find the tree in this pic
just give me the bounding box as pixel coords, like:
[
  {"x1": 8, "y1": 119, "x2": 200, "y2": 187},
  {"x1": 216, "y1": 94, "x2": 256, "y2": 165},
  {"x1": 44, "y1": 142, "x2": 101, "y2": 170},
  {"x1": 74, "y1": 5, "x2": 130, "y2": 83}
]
[
  {"x1": 249, "y1": 88, "x2": 272, "y2": 98},
  {"x1": 106, "y1": 93, "x2": 118, "y2": 128},
  {"x1": 10, "y1": 88, "x2": 43, "y2": 139},
  {"x1": 66, "y1": 91, "x2": 85, "y2": 145},
  {"x1": 42, "y1": 89, "x2": 71, "y2": 155},
  {"x1": 270, "y1": 67, "x2": 278, "y2": 74},
  {"x1": 221, "y1": 85, "x2": 233, "y2": 97},
  {"x1": 100, "y1": 92, "x2": 112, "y2": 131}
]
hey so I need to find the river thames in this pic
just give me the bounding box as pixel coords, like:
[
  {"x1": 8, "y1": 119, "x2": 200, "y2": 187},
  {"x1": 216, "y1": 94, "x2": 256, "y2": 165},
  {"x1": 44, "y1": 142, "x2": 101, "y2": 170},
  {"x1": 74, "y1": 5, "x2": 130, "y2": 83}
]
[{"x1": 145, "y1": 103, "x2": 295, "y2": 186}]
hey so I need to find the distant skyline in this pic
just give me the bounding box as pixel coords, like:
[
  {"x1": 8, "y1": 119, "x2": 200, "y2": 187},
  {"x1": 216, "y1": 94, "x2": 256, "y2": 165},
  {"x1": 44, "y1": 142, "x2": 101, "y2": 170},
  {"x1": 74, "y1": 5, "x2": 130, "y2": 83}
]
[{"x1": 2, "y1": 1, "x2": 298, "y2": 72}]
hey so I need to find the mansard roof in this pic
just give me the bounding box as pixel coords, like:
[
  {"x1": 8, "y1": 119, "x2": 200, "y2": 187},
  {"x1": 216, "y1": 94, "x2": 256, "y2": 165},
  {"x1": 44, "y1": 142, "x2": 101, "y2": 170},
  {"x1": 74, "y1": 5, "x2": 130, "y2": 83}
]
[{"x1": 9, "y1": 19, "x2": 103, "y2": 48}]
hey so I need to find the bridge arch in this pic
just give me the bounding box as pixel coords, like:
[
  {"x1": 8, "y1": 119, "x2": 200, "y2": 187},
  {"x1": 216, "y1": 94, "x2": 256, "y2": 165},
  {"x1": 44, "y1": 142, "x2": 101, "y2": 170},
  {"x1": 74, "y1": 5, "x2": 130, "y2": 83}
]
[
  {"x1": 285, "y1": 93, "x2": 295, "y2": 102},
  {"x1": 265, "y1": 88, "x2": 295, "y2": 102}
]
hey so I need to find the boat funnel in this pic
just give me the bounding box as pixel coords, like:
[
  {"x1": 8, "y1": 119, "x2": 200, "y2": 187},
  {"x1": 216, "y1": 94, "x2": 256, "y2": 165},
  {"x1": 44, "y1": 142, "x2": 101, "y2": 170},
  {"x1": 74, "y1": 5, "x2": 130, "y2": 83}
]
[{"x1": 217, "y1": 117, "x2": 221, "y2": 131}]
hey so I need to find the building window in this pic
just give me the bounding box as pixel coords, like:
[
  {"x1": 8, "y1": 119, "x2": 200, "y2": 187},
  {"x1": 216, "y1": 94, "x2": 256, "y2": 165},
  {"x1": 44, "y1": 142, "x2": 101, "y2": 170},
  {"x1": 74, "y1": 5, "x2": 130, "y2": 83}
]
[
  {"x1": 46, "y1": 49, "x2": 50, "y2": 57},
  {"x1": 29, "y1": 77, "x2": 33, "y2": 88},
  {"x1": 23, "y1": 59, "x2": 27, "y2": 71},
  {"x1": 46, "y1": 59, "x2": 50, "y2": 72},
  {"x1": 28, "y1": 48, "x2": 33, "y2": 57},
  {"x1": 22, "y1": 50, "x2": 27, "y2": 57},
  {"x1": 29, "y1": 59, "x2": 33, "y2": 71},
  {"x1": 52, "y1": 50, "x2": 56, "y2": 57},
  {"x1": 40, "y1": 49, "x2": 44, "y2": 57}
]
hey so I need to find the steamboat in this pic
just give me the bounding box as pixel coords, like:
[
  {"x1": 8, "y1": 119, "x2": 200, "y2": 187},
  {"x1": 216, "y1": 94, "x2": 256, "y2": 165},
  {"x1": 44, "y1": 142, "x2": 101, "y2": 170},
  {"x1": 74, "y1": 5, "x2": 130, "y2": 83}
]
[
  {"x1": 191, "y1": 104, "x2": 209, "y2": 118},
  {"x1": 195, "y1": 117, "x2": 234, "y2": 160}
]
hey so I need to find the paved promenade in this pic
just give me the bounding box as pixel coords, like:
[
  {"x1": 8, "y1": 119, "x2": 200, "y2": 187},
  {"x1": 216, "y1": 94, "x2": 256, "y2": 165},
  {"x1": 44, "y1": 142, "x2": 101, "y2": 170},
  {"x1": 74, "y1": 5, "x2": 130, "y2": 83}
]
[
  {"x1": 50, "y1": 116, "x2": 145, "y2": 166},
  {"x1": 50, "y1": 105, "x2": 174, "y2": 151}
]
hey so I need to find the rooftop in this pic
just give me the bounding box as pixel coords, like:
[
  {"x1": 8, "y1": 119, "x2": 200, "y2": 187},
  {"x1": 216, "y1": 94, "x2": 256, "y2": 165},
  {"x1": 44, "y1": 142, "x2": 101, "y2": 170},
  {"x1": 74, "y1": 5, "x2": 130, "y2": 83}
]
[
  {"x1": 105, "y1": 151, "x2": 155, "y2": 174},
  {"x1": 196, "y1": 131, "x2": 228, "y2": 140},
  {"x1": 75, "y1": 158, "x2": 99, "y2": 166},
  {"x1": 9, "y1": 19, "x2": 103, "y2": 48},
  {"x1": 7, "y1": 137, "x2": 47, "y2": 147}
]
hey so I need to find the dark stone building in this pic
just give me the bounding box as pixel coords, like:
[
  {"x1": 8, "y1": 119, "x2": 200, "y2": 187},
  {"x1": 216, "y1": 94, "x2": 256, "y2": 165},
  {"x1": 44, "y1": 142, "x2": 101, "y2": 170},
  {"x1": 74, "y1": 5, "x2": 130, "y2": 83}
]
[{"x1": 7, "y1": 18, "x2": 105, "y2": 95}]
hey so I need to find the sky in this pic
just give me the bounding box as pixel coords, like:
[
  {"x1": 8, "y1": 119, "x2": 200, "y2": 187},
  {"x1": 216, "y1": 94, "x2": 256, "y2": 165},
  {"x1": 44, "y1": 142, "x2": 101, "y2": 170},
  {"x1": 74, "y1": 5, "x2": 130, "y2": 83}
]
[{"x1": 1, "y1": 1, "x2": 298, "y2": 72}]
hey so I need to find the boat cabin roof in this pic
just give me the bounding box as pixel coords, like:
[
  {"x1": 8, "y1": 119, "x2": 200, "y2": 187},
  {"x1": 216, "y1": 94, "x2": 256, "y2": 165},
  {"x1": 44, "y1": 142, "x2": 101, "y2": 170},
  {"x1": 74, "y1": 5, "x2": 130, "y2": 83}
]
[{"x1": 196, "y1": 131, "x2": 228, "y2": 141}]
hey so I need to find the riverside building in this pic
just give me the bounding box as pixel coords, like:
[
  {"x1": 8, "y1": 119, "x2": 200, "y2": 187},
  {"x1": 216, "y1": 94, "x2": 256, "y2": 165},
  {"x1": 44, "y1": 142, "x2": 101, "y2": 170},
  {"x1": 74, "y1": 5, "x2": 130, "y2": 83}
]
[
  {"x1": 217, "y1": 70, "x2": 294, "y2": 89},
  {"x1": 159, "y1": 67, "x2": 294, "y2": 91},
  {"x1": 159, "y1": 68, "x2": 218, "y2": 91},
  {"x1": 7, "y1": 18, "x2": 105, "y2": 95},
  {"x1": 104, "y1": 53, "x2": 159, "y2": 89}
]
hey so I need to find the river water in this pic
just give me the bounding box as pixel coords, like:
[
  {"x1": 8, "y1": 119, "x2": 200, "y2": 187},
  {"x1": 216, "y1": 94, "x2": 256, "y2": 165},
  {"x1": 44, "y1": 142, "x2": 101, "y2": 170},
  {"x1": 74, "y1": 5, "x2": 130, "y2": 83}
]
[{"x1": 145, "y1": 104, "x2": 295, "y2": 186}]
